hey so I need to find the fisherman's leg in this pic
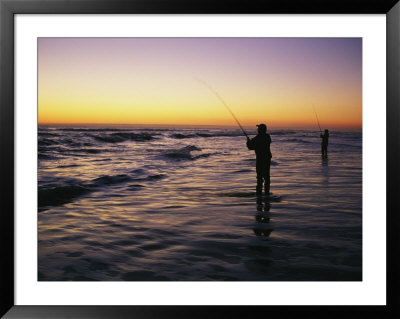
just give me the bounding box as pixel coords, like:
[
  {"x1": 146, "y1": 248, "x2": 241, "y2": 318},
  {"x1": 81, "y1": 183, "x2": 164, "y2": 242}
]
[
  {"x1": 264, "y1": 175, "x2": 270, "y2": 195},
  {"x1": 322, "y1": 146, "x2": 327, "y2": 158},
  {"x1": 256, "y1": 169, "x2": 263, "y2": 196},
  {"x1": 264, "y1": 160, "x2": 271, "y2": 195}
]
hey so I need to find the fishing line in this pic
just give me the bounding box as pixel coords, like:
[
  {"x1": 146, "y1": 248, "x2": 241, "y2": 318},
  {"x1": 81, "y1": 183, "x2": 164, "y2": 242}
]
[{"x1": 196, "y1": 78, "x2": 248, "y2": 138}]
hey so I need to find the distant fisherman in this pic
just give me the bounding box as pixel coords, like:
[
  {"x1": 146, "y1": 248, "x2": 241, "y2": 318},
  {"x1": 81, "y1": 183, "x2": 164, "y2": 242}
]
[
  {"x1": 320, "y1": 129, "x2": 329, "y2": 158},
  {"x1": 246, "y1": 124, "x2": 272, "y2": 197}
]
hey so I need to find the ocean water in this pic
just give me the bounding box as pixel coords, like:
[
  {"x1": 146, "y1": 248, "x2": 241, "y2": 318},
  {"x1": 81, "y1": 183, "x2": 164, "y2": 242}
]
[{"x1": 38, "y1": 125, "x2": 362, "y2": 281}]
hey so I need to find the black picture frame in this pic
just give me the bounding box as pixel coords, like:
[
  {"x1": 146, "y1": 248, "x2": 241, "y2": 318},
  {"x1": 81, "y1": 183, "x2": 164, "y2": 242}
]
[{"x1": 1, "y1": 0, "x2": 399, "y2": 318}]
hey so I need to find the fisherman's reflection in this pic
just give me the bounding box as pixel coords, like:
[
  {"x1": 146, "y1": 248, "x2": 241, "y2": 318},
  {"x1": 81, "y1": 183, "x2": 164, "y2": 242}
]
[
  {"x1": 256, "y1": 196, "x2": 271, "y2": 212},
  {"x1": 321, "y1": 156, "x2": 329, "y2": 167},
  {"x1": 254, "y1": 196, "x2": 273, "y2": 237}
]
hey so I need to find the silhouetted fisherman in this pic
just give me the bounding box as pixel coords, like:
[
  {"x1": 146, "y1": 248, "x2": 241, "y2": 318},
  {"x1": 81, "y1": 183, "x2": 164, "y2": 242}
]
[
  {"x1": 320, "y1": 129, "x2": 329, "y2": 158},
  {"x1": 246, "y1": 124, "x2": 272, "y2": 197}
]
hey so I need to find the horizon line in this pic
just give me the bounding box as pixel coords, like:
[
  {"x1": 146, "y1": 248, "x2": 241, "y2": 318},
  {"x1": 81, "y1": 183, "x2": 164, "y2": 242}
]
[{"x1": 38, "y1": 122, "x2": 362, "y2": 130}]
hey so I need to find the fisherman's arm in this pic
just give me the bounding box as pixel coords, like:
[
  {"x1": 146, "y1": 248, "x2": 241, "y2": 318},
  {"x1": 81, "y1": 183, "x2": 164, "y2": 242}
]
[{"x1": 246, "y1": 136, "x2": 256, "y2": 150}]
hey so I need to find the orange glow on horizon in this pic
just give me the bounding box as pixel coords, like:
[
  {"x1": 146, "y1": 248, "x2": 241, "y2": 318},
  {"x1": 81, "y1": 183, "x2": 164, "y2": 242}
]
[
  {"x1": 38, "y1": 97, "x2": 362, "y2": 129},
  {"x1": 38, "y1": 38, "x2": 362, "y2": 129}
]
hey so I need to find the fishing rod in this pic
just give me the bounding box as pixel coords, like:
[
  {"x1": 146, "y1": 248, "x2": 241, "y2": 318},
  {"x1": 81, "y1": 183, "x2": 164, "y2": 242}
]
[
  {"x1": 196, "y1": 78, "x2": 249, "y2": 139},
  {"x1": 312, "y1": 104, "x2": 322, "y2": 133}
]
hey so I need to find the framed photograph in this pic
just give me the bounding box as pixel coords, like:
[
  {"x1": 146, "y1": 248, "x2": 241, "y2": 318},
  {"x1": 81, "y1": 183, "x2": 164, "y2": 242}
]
[{"x1": 1, "y1": 0, "x2": 399, "y2": 318}]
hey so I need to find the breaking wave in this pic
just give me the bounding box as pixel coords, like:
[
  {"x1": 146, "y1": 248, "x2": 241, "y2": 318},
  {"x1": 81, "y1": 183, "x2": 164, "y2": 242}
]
[
  {"x1": 163, "y1": 145, "x2": 203, "y2": 160},
  {"x1": 92, "y1": 132, "x2": 154, "y2": 143},
  {"x1": 38, "y1": 184, "x2": 92, "y2": 209},
  {"x1": 38, "y1": 171, "x2": 165, "y2": 210}
]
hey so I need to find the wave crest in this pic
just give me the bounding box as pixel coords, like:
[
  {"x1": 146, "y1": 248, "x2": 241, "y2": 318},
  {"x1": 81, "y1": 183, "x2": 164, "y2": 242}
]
[
  {"x1": 92, "y1": 132, "x2": 154, "y2": 143},
  {"x1": 163, "y1": 145, "x2": 202, "y2": 160}
]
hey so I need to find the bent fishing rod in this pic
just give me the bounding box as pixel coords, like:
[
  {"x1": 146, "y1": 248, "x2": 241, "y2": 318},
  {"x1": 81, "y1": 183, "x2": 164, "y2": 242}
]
[
  {"x1": 196, "y1": 78, "x2": 249, "y2": 139},
  {"x1": 312, "y1": 104, "x2": 322, "y2": 133}
]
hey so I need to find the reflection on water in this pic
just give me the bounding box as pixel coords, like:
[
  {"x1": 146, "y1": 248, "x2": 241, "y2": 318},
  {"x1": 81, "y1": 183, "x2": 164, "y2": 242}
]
[
  {"x1": 38, "y1": 126, "x2": 362, "y2": 281},
  {"x1": 256, "y1": 196, "x2": 271, "y2": 212},
  {"x1": 254, "y1": 197, "x2": 273, "y2": 237}
]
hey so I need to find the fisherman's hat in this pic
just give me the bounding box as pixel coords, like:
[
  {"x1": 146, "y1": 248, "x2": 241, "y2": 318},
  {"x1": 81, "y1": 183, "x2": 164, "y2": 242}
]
[{"x1": 256, "y1": 124, "x2": 267, "y2": 132}]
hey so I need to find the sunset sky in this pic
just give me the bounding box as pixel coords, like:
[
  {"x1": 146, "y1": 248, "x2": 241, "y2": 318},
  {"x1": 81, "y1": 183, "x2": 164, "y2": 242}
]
[{"x1": 38, "y1": 38, "x2": 362, "y2": 129}]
